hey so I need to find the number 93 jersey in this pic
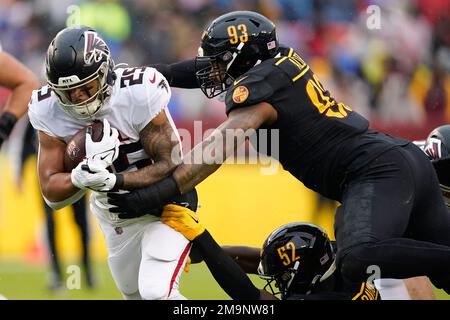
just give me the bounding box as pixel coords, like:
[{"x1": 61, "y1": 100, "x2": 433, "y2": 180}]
[{"x1": 225, "y1": 47, "x2": 408, "y2": 200}]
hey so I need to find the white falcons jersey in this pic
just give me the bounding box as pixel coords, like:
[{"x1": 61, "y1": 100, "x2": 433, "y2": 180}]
[{"x1": 28, "y1": 66, "x2": 179, "y2": 226}]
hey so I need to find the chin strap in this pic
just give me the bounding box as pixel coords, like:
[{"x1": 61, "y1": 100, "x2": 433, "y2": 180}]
[
  {"x1": 285, "y1": 260, "x2": 300, "y2": 291},
  {"x1": 319, "y1": 261, "x2": 337, "y2": 283}
]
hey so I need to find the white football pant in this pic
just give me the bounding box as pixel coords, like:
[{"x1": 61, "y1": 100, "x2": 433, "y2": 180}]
[{"x1": 97, "y1": 217, "x2": 191, "y2": 300}]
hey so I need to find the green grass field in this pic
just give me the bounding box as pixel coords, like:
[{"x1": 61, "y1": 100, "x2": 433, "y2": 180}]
[
  {"x1": 0, "y1": 259, "x2": 265, "y2": 300},
  {"x1": 0, "y1": 260, "x2": 448, "y2": 300}
]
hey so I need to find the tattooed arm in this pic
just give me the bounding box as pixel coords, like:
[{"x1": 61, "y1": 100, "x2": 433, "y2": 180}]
[
  {"x1": 174, "y1": 102, "x2": 277, "y2": 193},
  {"x1": 122, "y1": 109, "x2": 181, "y2": 189},
  {"x1": 108, "y1": 102, "x2": 277, "y2": 215}
]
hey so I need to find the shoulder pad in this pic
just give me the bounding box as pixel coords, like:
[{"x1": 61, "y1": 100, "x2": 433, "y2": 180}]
[
  {"x1": 116, "y1": 66, "x2": 171, "y2": 132},
  {"x1": 225, "y1": 60, "x2": 289, "y2": 115}
]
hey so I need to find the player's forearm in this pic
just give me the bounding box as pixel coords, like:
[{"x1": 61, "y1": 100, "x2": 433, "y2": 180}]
[
  {"x1": 4, "y1": 80, "x2": 39, "y2": 119},
  {"x1": 174, "y1": 162, "x2": 221, "y2": 194},
  {"x1": 41, "y1": 172, "x2": 80, "y2": 202},
  {"x1": 122, "y1": 160, "x2": 177, "y2": 189},
  {"x1": 173, "y1": 124, "x2": 239, "y2": 193},
  {"x1": 194, "y1": 230, "x2": 264, "y2": 300},
  {"x1": 222, "y1": 246, "x2": 261, "y2": 274}
]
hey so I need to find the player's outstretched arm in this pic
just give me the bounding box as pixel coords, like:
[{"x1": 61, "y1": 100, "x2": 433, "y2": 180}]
[
  {"x1": 108, "y1": 102, "x2": 277, "y2": 216},
  {"x1": 152, "y1": 59, "x2": 203, "y2": 89},
  {"x1": 222, "y1": 246, "x2": 261, "y2": 274},
  {"x1": 0, "y1": 51, "x2": 39, "y2": 148},
  {"x1": 161, "y1": 205, "x2": 277, "y2": 300}
]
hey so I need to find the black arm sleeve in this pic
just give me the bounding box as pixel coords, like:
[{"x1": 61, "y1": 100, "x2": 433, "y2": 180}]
[
  {"x1": 152, "y1": 59, "x2": 203, "y2": 89},
  {"x1": 193, "y1": 230, "x2": 261, "y2": 300}
]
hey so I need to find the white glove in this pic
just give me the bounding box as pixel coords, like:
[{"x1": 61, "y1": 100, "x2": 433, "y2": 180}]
[
  {"x1": 71, "y1": 159, "x2": 118, "y2": 192},
  {"x1": 86, "y1": 119, "x2": 120, "y2": 168}
]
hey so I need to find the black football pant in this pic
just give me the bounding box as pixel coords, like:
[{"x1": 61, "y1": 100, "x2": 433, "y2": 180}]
[{"x1": 334, "y1": 143, "x2": 450, "y2": 293}]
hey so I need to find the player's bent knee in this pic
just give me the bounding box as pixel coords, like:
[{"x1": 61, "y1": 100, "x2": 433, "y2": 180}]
[
  {"x1": 338, "y1": 244, "x2": 377, "y2": 282},
  {"x1": 139, "y1": 281, "x2": 170, "y2": 300}
]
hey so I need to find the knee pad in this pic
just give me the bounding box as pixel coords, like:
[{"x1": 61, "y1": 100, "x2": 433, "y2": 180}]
[
  {"x1": 139, "y1": 283, "x2": 169, "y2": 300},
  {"x1": 338, "y1": 244, "x2": 377, "y2": 283}
]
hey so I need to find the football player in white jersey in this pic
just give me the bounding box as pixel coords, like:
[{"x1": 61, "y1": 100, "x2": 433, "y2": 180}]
[
  {"x1": 0, "y1": 41, "x2": 39, "y2": 149},
  {"x1": 28, "y1": 26, "x2": 197, "y2": 300}
]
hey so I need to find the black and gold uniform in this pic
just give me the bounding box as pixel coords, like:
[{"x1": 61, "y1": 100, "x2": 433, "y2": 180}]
[
  {"x1": 112, "y1": 11, "x2": 450, "y2": 293},
  {"x1": 225, "y1": 46, "x2": 411, "y2": 201},
  {"x1": 222, "y1": 43, "x2": 450, "y2": 287}
]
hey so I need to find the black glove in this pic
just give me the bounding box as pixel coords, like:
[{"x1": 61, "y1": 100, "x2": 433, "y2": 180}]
[
  {"x1": 107, "y1": 176, "x2": 182, "y2": 219},
  {"x1": 0, "y1": 112, "x2": 18, "y2": 149}
]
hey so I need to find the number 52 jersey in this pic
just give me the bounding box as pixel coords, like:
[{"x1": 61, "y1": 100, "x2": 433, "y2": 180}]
[{"x1": 28, "y1": 66, "x2": 178, "y2": 225}]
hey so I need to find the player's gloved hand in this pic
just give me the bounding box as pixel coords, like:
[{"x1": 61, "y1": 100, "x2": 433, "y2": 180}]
[
  {"x1": 107, "y1": 176, "x2": 181, "y2": 218},
  {"x1": 86, "y1": 119, "x2": 119, "y2": 168},
  {"x1": 160, "y1": 204, "x2": 205, "y2": 241},
  {"x1": 183, "y1": 256, "x2": 191, "y2": 273},
  {"x1": 71, "y1": 159, "x2": 124, "y2": 192},
  {"x1": 0, "y1": 112, "x2": 18, "y2": 150}
]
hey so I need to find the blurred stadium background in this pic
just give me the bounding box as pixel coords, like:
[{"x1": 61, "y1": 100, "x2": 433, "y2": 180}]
[{"x1": 0, "y1": 0, "x2": 449, "y2": 299}]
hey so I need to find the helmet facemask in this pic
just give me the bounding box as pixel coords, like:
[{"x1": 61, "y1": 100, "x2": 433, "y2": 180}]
[
  {"x1": 48, "y1": 58, "x2": 114, "y2": 120},
  {"x1": 196, "y1": 42, "x2": 261, "y2": 98}
]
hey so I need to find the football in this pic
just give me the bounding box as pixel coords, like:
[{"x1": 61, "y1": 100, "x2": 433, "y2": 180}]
[{"x1": 64, "y1": 120, "x2": 104, "y2": 172}]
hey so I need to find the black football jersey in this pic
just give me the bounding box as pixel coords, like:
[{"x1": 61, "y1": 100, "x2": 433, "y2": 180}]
[{"x1": 225, "y1": 47, "x2": 410, "y2": 200}]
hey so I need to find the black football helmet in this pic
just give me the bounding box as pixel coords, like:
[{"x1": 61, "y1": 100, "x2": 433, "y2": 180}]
[
  {"x1": 425, "y1": 125, "x2": 450, "y2": 208},
  {"x1": 196, "y1": 11, "x2": 279, "y2": 98},
  {"x1": 425, "y1": 125, "x2": 450, "y2": 160},
  {"x1": 46, "y1": 26, "x2": 115, "y2": 120},
  {"x1": 258, "y1": 222, "x2": 335, "y2": 299}
]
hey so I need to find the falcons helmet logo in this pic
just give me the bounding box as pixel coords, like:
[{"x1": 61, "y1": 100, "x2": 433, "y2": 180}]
[
  {"x1": 424, "y1": 137, "x2": 442, "y2": 160},
  {"x1": 83, "y1": 31, "x2": 110, "y2": 65}
]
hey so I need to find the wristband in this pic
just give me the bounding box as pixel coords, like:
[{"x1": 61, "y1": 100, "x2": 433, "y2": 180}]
[{"x1": 0, "y1": 112, "x2": 18, "y2": 139}]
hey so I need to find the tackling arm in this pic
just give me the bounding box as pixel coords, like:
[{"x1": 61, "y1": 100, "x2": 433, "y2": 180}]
[
  {"x1": 121, "y1": 109, "x2": 181, "y2": 189},
  {"x1": 174, "y1": 102, "x2": 277, "y2": 193},
  {"x1": 108, "y1": 102, "x2": 277, "y2": 215}
]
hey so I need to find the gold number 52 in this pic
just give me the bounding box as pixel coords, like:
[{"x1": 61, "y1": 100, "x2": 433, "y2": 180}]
[
  {"x1": 227, "y1": 24, "x2": 248, "y2": 44},
  {"x1": 277, "y1": 242, "x2": 300, "y2": 266}
]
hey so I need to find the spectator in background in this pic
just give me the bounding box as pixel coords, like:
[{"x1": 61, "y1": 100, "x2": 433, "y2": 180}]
[
  {"x1": 424, "y1": 57, "x2": 449, "y2": 125},
  {"x1": 72, "y1": 0, "x2": 131, "y2": 58}
]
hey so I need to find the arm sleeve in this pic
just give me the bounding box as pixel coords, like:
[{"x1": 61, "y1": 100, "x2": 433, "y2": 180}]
[
  {"x1": 151, "y1": 59, "x2": 204, "y2": 89},
  {"x1": 193, "y1": 230, "x2": 261, "y2": 300}
]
